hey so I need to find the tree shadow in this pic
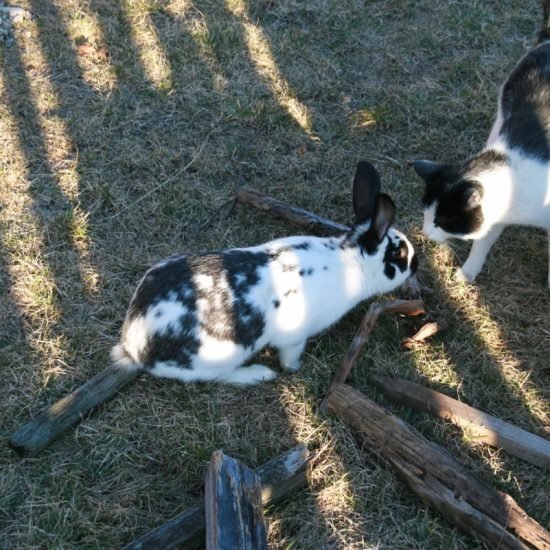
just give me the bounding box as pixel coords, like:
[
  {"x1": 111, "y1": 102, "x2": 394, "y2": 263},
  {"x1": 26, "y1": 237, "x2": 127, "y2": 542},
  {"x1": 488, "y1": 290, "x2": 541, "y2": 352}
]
[{"x1": 4, "y1": 0, "x2": 546, "y2": 548}]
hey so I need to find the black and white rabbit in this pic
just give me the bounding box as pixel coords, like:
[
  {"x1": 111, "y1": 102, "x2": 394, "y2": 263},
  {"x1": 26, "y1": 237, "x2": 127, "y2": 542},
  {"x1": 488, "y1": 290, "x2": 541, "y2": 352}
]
[{"x1": 111, "y1": 161, "x2": 417, "y2": 386}]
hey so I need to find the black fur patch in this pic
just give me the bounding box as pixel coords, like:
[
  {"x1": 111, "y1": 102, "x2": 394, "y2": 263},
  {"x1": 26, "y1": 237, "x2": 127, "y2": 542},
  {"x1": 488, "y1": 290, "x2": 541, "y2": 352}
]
[
  {"x1": 124, "y1": 250, "x2": 269, "y2": 368},
  {"x1": 125, "y1": 257, "x2": 199, "y2": 368},
  {"x1": 383, "y1": 237, "x2": 409, "y2": 280},
  {"x1": 272, "y1": 242, "x2": 311, "y2": 257},
  {"x1": 357, "y1": 231, "x2": 380, "y2": 255},
  {"x1": 291, "y1": 242, "x2": 311, "y2": 251},
  {"x1": 418, "y1": 152, "x2": 506, "y2": 236},
  {"x1": 433, "y1": 180, "x2": 485, "y2": 235},
  {"x1": 500, "y1": 43, "x2": 550, "y2": 161}
]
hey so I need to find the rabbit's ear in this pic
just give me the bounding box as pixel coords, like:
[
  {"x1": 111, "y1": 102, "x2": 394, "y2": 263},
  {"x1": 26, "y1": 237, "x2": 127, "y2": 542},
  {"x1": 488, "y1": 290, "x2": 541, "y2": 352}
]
[
  {"x1": 371, "y1": 194, "x2": 395, "y2": 242},
  {"x1": 353, "y1": 161, "x2": 381, "y2": 224},
  {"x1": 356, "y1": 194, "x2": 396, "y2": 253}
]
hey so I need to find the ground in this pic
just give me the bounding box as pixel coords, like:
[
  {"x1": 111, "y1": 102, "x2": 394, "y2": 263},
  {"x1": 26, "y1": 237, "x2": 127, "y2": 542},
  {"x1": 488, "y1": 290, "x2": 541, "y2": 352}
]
[{"x1": 0, "y1": 0, "x2": 548, "y2": 548}]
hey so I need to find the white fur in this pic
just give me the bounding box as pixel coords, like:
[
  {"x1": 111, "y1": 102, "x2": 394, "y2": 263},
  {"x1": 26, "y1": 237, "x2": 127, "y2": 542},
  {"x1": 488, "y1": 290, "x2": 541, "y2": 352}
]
[
  {"x1": 115, "y1": 229, "x2": 415, "y2": 386},
  {"x1": 423, "y1": 140, "x2": 550, "y2": 285}
]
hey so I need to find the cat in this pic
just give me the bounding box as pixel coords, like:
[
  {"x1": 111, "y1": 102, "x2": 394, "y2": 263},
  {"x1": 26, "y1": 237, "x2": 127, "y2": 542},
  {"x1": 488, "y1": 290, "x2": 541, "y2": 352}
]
[{"x1": 413, "y1": 0, "x2": 550, "y2": 288}]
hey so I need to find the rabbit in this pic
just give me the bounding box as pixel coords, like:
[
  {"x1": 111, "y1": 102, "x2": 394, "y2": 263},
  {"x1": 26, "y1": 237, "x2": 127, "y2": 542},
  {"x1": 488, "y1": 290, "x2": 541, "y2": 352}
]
[{"x1": 111, "y1": 161, "x2": 418, "y2": 386}]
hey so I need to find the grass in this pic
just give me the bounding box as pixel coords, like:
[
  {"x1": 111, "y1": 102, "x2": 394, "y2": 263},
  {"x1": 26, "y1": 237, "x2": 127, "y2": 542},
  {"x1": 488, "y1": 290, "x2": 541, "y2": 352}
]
[{"x1": 1, "y1": 0, "x2": 549, "y2": 547}]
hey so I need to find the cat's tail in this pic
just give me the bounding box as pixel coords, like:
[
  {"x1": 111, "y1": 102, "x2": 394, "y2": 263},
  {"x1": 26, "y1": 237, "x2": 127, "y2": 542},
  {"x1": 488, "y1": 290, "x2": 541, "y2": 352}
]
[{"x1": 537, "y1": 0, "x2": 550, "y2": 44}]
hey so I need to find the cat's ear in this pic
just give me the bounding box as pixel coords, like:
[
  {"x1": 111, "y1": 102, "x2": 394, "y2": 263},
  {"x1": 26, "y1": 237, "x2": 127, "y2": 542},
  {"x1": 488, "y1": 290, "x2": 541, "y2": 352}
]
[
  {"x1": 412, "y1": 160, "x2": 450, "y2": 181},
  {"x1": 353, "y1": 161, "x2": 381, "y2": 224},
  {"x1": 464, "y1": 186, "x2": 482, "y2": 210}
]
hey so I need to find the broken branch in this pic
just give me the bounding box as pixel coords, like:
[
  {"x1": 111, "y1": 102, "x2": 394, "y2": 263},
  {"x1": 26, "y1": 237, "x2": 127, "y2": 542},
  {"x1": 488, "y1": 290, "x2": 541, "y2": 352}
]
[
  {"x1": 321, "y1": 299, "x2": 425, "y2": 411},
  {"x1": 327, "y1": 384, "x2": 550, "y2": 549},
  {"x1": 402, "y1": 319, "x2": 449, "y2": 350},
  {"x1": 234, "y1": 185, "x2": 350, "y2": 236},
  {"x1": 371, "y1": 375, "x2": 550, "y2": 469},
  {"x1": 9, "y1": 365, "x2": 141, "y2": 456}
]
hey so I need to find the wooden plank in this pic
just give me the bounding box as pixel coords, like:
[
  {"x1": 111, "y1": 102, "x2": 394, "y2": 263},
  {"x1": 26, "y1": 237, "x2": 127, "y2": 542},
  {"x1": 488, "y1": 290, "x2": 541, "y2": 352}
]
[
  {"x1": 327, "y1": 384, "x2": 550, "y2": 550},
  {"x1": 205, "y1": 451, "x2": 267, "y2": 550},
  {"x1": 371, "y1": 375, "x2": 550, "y2": 469},
  {"x1": 123, "y1": 445, "x2": 311, "y2": 550},
  {"x1": 9, "y1": 364, "x2": 141, "y2": 456}
]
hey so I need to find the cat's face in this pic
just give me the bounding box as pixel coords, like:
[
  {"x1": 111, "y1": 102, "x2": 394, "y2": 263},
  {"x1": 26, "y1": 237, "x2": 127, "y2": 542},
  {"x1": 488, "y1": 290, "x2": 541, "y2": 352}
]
[{"x1": 413, "y1": 160, "x2": 485, "y2": 241}]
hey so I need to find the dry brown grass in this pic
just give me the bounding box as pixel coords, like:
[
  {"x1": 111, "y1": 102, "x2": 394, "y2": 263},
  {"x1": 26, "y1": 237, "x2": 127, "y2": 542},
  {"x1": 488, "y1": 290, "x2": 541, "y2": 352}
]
[{"x1": 1, "y1": 0, "x2": 548, "y2": 547}]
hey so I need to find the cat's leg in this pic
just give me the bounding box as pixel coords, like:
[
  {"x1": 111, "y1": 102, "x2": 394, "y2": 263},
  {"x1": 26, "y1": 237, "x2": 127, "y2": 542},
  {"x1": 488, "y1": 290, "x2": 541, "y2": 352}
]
[
  {"x1": 278, "y1": 340, "x2": 306, "y2": 372},
  {"x1": 456, "y1": 225, "x2": 504, "y2": 283}
]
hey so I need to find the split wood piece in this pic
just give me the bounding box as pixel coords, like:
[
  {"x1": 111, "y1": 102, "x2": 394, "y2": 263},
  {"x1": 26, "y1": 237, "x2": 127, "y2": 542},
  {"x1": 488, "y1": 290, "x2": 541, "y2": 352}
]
[
  {"x1": 371, "y1": 375, "x2": 550, "y2": 469},
  {"x1": 327, "y1": 384, "x2": 550, "y2": 549},
  {"x1": 9, "y1": 364, "x2": 141, "y2": 456},
  {"x1": 123, "y1": 445, "x2": 313, "y2": 550},
  {"x1": 234, "y1": 185, "x2": 350, "y2": 236},
  {"x1": 322, "y1": 299, "x2": 425, "y2": 411},
  {"x1": 402, "y1": 319, "x2": 449, "y2": 350},
  {"x1": 205, "y1": 451, "x2": 268, "y2": 550}
]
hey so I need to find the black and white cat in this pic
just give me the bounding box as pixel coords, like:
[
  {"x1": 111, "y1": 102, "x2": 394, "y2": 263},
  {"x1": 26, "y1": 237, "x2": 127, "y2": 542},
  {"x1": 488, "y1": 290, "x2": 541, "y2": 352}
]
[{"x1": 413, "y1": 1, "x2": 550, "y2": 288}]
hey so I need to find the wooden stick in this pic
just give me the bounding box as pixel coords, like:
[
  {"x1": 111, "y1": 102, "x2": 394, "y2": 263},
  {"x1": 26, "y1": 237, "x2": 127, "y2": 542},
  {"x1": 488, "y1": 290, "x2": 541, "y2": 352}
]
[
  {"x1": 234, "y1": 185, "x2": 350, "y2": 236},
  {"x1": 327, "y1": 384, "x2": 550, "y2": 549},
  {"x1": 9, "y1": 364, "x2": 141, "y2": 456},
  {"x1": 205, "y1": 451, "x2": 267, "y2": 550},
  {"x1": 322, "y1": 299, "x2": 425, "y2": 409},
  {"x1": 123, "y1": 445, "x2": 312, "y2": 550},
  {"x1": 371, "y1": 375, "x2": 550, "y2": 469},
  {"x1": 402, "y1": 319, "x2": 449, "y2": 350}
]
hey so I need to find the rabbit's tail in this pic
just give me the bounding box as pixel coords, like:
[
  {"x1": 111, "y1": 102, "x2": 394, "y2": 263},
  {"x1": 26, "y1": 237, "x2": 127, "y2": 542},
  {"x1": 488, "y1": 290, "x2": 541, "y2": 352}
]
[
  {"x1": 110, "y1": 343, "x2": 142, "y2": 372},
  {"x1": 537, "y1": 0, "x2": 550, "y2": 44}
]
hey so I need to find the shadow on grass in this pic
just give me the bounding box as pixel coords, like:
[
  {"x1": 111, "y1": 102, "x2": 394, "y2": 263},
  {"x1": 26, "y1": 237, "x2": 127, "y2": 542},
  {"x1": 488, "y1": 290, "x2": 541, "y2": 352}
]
[
  {"x1": 405, "y1": 241, "x2": 549, "y2": 522},
  {"x1": 5, "y1": 0, "x2": 546, "y2": 547}
]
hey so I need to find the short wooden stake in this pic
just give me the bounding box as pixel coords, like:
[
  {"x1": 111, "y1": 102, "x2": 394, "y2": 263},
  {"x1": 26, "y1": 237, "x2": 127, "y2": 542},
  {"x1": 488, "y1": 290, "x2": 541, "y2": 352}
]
[{"x1": 205, "y1": 451, "x2": 267, "y2": 550}]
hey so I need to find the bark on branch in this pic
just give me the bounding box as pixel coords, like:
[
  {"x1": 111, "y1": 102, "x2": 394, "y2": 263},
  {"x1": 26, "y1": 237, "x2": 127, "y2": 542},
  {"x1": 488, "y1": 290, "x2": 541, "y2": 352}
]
[
  {"x1": 9, "y1": 365, "x2": 141, "y2": 456},
  {"x1": 321, "y1": 299, "x2": 425, "y2": 411},
  {"x1": 372, "y1": 375, "x2": 550, "y2": 469},
  {"x1": 327, "y1": 384, "x2": 550, "y2": 549},
  {"x1": 234, "y1": 185, "x2": 350, "y2": 236}
]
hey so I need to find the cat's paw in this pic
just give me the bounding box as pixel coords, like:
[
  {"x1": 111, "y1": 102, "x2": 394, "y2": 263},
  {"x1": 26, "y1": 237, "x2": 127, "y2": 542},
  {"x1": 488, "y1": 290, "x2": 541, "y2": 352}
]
[{"x1": 455, "y1": 267, "x2": 477, "y2": 283}]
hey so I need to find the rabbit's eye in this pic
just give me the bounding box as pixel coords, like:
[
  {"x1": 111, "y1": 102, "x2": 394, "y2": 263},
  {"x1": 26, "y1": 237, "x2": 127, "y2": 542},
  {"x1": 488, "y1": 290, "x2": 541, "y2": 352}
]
[{"x1": 391, "y1": 245, "x2": 407, "y2": 260}]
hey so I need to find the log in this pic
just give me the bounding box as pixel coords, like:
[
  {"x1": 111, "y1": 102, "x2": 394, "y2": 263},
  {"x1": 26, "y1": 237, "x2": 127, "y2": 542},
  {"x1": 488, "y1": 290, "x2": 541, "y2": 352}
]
[
  {"x1": 9, "y1": 364, "x2": 141, "y2": 456},
  {"x1": 234, "y1": 185, "x2": 350, "y2": 236},
  {"x1": 371, "y1": 375, "x2": 550, "y2": 469},
  {"x1": 205, "y1": 451, "x2": 267, "y2": 550},
  {"x1": 327, "y1": 384, "x2": 550, "y2": 549},
  {"x1": 123, "y1": 445, "x2": 312, "y2": 549},
  {"x1": 321, "y1": 299, "x2": 425, "y2": 411}
]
